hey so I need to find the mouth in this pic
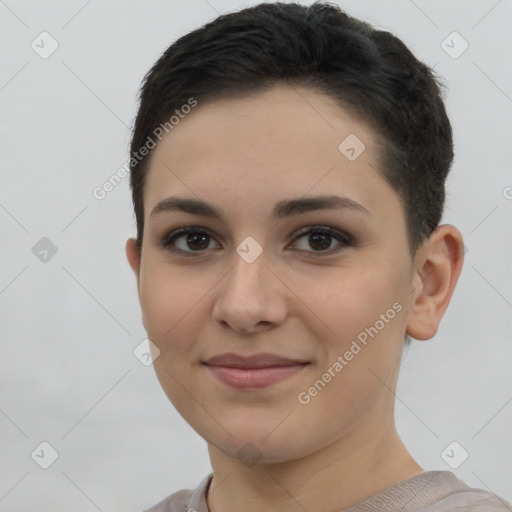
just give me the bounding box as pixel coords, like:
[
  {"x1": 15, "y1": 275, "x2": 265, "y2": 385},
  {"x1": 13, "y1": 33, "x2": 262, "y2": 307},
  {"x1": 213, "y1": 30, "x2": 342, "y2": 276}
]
[{"x1": 202, "y1": 352, "x2": 310, "y2": 389}]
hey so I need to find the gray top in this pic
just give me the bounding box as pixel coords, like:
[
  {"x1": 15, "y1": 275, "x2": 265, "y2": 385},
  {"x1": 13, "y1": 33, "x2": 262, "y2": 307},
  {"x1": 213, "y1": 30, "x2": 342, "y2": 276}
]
[{"x1": 142, "y1": 470, "x2": 512, "y2": 511}]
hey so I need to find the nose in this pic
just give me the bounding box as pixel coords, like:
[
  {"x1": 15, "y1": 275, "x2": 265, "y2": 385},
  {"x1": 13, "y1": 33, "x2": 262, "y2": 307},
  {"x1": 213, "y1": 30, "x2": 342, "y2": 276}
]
[{"x1": 211, "y1": 248, "x2": 287, "y2": 335}]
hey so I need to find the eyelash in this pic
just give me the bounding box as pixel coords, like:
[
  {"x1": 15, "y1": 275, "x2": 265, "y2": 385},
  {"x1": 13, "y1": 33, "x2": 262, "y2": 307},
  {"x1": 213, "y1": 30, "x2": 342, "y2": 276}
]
[{"x1": 157, "y1": 225, "x2": 355, "y2": 257}]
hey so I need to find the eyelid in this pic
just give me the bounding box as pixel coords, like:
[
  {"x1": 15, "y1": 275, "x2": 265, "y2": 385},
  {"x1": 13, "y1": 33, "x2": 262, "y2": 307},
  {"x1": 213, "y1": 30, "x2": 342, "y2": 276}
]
[
  {"x1": 158, "y1": 224, "x2": 354, "y2": 256},
  {"x1": 157, "y1": 226, "x2": 220, "y2": 256},
  {"x1": 289, "y1": 225, "x2": 354, "y2": 255},
  {"x1": 291, "y1": 225, "x2": 354, "y2": 245}
]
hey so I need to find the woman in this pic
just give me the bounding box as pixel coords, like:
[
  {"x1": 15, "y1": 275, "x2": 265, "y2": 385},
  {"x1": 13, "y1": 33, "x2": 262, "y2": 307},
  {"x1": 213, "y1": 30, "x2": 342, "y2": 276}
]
[{"x1": 125, "y1": 2, "x2": 512, "y2": 510}]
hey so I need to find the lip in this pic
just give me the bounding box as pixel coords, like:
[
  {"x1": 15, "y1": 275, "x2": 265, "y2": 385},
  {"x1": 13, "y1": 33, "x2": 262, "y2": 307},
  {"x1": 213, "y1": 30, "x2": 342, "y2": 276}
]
[
  {"x1": 204, "y1": 352, "x2": 307, "y2": 368},
  {"x1": 203, "y1": 352, "x2": 309, "y2": 389}
]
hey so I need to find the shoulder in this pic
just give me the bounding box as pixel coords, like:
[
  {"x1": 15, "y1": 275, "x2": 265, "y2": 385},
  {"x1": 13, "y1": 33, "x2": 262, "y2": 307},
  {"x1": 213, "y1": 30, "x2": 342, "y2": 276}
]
[
  {"x1": 423, "y1": 492, "x2": 512, "y2": 511},
  {"x1": 348, "y1": 471, "x2": 512, "y2": 512},
  {"x1": 140, "y1": 474, "x2": 213, "y2": 512},
  {"x1": 415, "y1": 471, "x2": 512, "y2": 511}
]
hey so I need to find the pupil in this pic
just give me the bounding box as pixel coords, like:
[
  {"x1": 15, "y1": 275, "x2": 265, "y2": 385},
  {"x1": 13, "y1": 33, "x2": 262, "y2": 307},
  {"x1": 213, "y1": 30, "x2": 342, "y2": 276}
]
[
  {"x1": 310, "y1": 233, "x2": 331, "y2": 250},
  {"x1": 187, "y1": 233, "x2": 209, "y2": 250}
]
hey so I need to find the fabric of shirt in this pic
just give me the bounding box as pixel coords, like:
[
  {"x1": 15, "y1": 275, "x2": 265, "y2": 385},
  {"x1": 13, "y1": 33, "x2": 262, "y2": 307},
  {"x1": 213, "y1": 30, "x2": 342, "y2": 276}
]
[{"x1": 141, "y1": 470, "x2": 512, "y2": 512}]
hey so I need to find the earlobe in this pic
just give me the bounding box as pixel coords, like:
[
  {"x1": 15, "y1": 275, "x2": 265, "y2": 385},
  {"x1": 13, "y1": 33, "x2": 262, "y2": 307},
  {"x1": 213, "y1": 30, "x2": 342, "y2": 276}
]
[{"x1": 405, "y1": 225, "x2": 464, "y2": 341}]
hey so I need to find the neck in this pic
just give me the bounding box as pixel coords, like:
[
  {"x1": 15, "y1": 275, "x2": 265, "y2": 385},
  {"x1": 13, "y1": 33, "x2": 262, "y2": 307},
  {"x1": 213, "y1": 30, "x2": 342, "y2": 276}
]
[{"x1": 206, "y1": 420, "x2": 422, "y2": 512}]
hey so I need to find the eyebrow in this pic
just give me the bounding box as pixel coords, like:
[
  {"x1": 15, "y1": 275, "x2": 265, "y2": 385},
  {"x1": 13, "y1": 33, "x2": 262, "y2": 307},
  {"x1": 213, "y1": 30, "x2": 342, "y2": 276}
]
[{"x1": 149, "y1": 195, "x2": 370, "y2": 222}]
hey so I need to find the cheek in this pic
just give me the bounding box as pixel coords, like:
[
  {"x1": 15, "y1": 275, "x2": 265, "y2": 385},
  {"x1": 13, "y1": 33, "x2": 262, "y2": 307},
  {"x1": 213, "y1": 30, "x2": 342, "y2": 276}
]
[
  {"x1": 308, "y1": 260, "x2": 410, "y2": 385},
  {"x1": 139, "y1": 267, "x2": 209, "y2": 413},
  {"x1": 139, "y1": 264, "x2": 205, "y2": 352},
  {"x1": 294, "y1": 270, "x2": 407, "y2": 439},
  {"x1": 313, "y1": 268, "x2": 402, "y2": 339},
  {"x1": 138, "y1": 262, "x2": 223, "y2": 412}
]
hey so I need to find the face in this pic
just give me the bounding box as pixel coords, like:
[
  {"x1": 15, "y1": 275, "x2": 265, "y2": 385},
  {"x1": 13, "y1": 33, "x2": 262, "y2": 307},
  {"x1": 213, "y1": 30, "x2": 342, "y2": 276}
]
[{"x1": 128, "y1": 86, "x2": 418, "y2": 463}]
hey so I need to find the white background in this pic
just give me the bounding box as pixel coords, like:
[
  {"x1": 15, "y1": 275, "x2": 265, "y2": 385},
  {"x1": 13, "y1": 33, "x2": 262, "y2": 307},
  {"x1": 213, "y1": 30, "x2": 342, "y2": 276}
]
[{"x1": 1, "y1": 0, "x2": 511, "y2": 510}]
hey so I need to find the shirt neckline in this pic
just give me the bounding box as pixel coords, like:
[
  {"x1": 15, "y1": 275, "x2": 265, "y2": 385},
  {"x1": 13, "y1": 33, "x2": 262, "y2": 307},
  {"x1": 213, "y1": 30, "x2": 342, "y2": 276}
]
[{"x1": 187, "y1": 470, "x2": 462, "y2": 512}]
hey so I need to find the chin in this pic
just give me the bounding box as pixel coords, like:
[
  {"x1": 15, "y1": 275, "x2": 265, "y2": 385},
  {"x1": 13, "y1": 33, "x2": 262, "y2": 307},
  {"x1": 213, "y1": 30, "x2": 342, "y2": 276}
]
[
  {"x1": 209, "y1": 435, "x2": 307, "y2": 466},
  {"x1": 198, "y1": 419, "x2": 314, "y2": 465}
]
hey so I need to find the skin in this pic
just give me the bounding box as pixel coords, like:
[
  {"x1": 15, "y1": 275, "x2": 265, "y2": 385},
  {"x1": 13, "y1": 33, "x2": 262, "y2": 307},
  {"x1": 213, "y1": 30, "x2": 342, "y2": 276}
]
[{"x1": 126, "y1": 85, "x2": 464, "y2": 512}]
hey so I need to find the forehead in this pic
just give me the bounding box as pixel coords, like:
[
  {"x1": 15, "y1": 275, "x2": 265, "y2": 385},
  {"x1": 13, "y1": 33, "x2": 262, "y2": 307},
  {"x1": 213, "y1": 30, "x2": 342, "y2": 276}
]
[{"x1": 143, "y1": 86, "x2": 402, "y2": 226}]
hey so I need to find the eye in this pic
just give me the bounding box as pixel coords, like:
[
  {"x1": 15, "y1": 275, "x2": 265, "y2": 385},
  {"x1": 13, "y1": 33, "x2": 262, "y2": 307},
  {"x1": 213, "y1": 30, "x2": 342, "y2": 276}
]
[
  {"x1": 158, "y1": 226, "x2": 220, "y2": 255},
  {"x1": 290, "y1": 226, "x2": 353, "y2": 255},
  {"x1": 158, "y1": 225, "x2": 354, "y2": 257}
]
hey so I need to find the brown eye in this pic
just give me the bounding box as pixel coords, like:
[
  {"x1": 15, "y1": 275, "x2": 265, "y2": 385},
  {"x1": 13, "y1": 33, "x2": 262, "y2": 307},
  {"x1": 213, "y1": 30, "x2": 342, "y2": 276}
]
[
  {"x1": 181, "y1": 232, "x2": 210, "y2": 251},
  {"x1": 291, "y1": 226, "x2": 353, "y2": 255},
  {"x1": 160, "y1": 227, "x2": 221, "y2": 254}
]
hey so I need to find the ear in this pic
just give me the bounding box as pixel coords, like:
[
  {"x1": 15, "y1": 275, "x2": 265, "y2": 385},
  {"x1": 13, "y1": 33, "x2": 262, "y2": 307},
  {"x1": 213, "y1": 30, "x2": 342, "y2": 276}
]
[
  {"x1": 126, "y1": 237, "x2": 140, "y2": 277},
  {"x1": 406, "y1": 224, "x2": 464, "y2": 341},
  {"x1": 126, "y1": 237, "x2": 146, "y2": 328}
]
